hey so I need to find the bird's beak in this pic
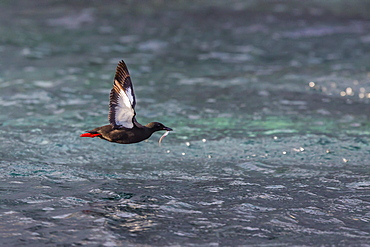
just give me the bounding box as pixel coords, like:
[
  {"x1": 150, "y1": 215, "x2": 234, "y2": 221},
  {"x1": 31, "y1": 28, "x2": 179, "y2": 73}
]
[{"x1": 163, "y1": 126, "x2": 173, "y2": 131}]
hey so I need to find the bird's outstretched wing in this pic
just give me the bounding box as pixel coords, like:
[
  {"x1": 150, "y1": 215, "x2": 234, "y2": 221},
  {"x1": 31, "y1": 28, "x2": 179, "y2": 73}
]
[{"x1": 109, "y1": 60, "x2": 136, "y2": 129}]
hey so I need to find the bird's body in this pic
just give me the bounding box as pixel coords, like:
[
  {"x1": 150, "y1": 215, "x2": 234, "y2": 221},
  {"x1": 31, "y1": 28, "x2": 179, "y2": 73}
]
[
  {"x1": 80, "y1": 60, "x2": 172, "y2": 144},
  {"x1": 81, "y1": 122, "x2": 169, "y2": 144}
]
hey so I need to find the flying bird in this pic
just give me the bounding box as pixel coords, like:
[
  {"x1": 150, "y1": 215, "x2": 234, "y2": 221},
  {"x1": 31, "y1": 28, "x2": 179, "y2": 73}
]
[{"x1": 80, "y1": 60, "x2": 172, "y2": 144}]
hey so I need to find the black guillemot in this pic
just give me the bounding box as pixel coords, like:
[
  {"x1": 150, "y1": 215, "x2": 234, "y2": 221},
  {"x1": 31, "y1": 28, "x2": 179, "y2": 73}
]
[{"x1": 80, "y1": 60, "x2": 172, "y2": 144}]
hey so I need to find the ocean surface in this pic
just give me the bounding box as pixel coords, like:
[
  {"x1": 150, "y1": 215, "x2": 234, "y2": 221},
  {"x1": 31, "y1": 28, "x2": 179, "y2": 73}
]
[{"x1": 0, "y1": 0, "x2": 369, "y2": 246}]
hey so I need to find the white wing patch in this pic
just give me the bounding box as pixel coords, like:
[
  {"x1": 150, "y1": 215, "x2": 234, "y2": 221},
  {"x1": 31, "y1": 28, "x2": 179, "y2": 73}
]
[
  {"x1": 112, "y1": 80, "x2": 135, "y2": 128},
  {"x1": 125, "y1": 87, "x2": 134, "y2": 106}
]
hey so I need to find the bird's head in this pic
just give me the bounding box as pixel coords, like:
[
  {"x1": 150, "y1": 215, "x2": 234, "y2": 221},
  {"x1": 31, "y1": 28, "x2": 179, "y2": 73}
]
[{"x1": 146, "y1": 122, "x2": 173, "y2": 132}]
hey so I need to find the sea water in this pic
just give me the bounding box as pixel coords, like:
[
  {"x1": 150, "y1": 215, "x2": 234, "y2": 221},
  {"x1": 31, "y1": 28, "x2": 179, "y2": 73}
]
[{"x1": 0, "y1": 1, "x2": 369, "y2": 246}]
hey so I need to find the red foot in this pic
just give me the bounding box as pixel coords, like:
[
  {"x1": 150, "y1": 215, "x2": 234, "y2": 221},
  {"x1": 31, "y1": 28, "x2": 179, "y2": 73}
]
[{"x1": 80, "y1": 133, "x2": 101, "y2": 138}]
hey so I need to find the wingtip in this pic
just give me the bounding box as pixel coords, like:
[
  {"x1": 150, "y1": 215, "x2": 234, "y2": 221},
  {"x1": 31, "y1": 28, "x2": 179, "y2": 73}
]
[
  {"x1": 117, "y1": 60, "x2": 127, "y2": 69},
  {"x1": 115, "y1": 60, "x2": 130, "y2": 80}
]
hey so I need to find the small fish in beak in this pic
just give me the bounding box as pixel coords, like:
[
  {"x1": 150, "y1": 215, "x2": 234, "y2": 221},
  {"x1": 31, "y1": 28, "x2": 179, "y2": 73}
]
[{"x1": 159, "y1": 130, "x2": 171, "y2": 145}]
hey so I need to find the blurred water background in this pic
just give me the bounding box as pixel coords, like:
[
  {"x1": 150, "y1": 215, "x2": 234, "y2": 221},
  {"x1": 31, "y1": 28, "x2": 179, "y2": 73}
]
[{"x1": 0, "y1": 0, "x2": 369, "y2": 246}]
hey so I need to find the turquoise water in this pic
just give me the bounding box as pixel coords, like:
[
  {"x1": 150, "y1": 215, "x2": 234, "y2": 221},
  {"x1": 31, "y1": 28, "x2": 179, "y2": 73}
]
[{"x1": 0, "y1": 1, "x2": 369, "y2": 246}]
